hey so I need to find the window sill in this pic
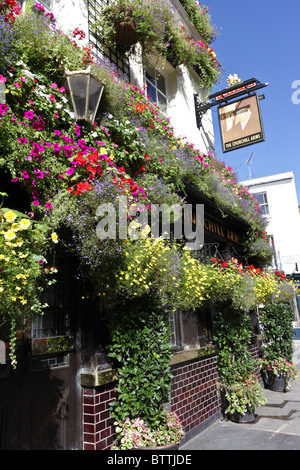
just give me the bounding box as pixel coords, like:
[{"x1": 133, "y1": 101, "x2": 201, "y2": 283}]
[{"x1": 170, "y1": 344, "x2": 218, "y2": 365}]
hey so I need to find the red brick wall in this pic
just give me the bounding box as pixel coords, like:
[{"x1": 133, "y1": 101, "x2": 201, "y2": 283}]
[
  {"x1": 82, "y1": 384, "x2": 116, "y2": 450},
  {"x1": 170, "y1": 355, "x2": 220, "y2": 434},
  {"x1": 81, "y1": 345, "x2": 262, "y2": 449}
]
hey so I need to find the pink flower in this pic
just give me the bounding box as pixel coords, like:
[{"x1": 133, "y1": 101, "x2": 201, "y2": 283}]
[
  {"x1": 50, "y1": 94, "x2": 56, "y2": 102},
  {"x1": 24, "y1": 111, "x2": 34, "y2": 119},
  {"x1": 14, "y1": 82, "x2": 21, "y2": 88},
  {"x1": 50, "y1": 83, "x2": 58, "y2": 89},
  {"x1": 18, "y1": 137, "x2": 28, "y2": 145},
  {"x1": 59, "y1": 86, "x2": 66, "y2": 93},
  {"x1": 54, "y1": 129, "x2": 61, "y2": 136},
  {"x1": 20, "y1": 75, "x2": 26, "y2": 82},
  {"x1": 45, "y1": 202, "x2": 52, "y2": 210},
  {"x1": 0, "y1": 75, "x2": 6, "y2": 82},
  {"x1": 22, "y1": 171, "x2": 29, "y2": 179},
  {"x1": 33, "y1": 200, "x2": 40, "y2": 206},
  {"x1": 0, "y1": 104, "x2": 8, "y2": 115}
]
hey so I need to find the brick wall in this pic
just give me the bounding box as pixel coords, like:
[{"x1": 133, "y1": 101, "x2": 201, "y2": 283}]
[
  {"x1": 81, "y1": 344, "x2": 262, "y2": 449},
  {"x1": 82, "y1": 384, "x2": 116, "y2": 450},
  {"x1": 170, "y1": 355, "x2": 220, "y2": 435}
]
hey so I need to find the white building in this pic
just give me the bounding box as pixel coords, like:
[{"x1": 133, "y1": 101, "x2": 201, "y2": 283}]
[
  {"x1": 24, "y1": 0, "x2": 216, "y2": 155},
  {"x1": 241, "y1": 171, "x2": 300, "y2": 275}
]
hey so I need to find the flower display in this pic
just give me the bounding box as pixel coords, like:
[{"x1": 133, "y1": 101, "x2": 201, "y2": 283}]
[
  {"x1": 98, "y1": 0, "x2": 221, "y2": 90},
  {"x1": 222, "y1": 373, "x2": 267, "y2": 417},
  {"x1": 0, "y1": 3, "x2": 298, "y2": 435},
  {"x1": 112, "y1": 411, "x2": 185, "y2": 449},
  {"x1": 0, "y1": 205, "x2": 57, "y2": 366}
]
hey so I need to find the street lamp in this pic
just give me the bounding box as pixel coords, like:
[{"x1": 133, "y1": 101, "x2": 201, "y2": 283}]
[{"x1": 64, "y1": 67, "x2": 105, "y2": 123}]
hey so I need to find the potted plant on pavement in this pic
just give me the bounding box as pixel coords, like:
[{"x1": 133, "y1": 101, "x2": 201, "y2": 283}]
[
  {"x1": 258, "y1": 302, "x2": 297, "y2": 392},
  {"x1": 220, "y1": 372, "x2": 267, "y2": 423},
  {"x1": 258, "y1": 357, "x2": 297, "y2": 392}
]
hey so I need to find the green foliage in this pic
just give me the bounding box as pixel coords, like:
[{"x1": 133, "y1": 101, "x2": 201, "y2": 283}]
[
  {"x1": 179, "y1": 0, "x2": 216, "y2": 44},
  {"x1": 213, "y1": 302, "x2": 255, "y2": 385},
  {"x1": 98, "y1": 0, "x2": 221, "y2": 91},
  {"x1": 259, "y1": 302, "x2": 295, "y2": 363},
  {"x1": 107, "y1": 299, "x2": 173, "y2": 427},
  {"x1": 12, "y1": 12, "x2": 86, "y2": 82}
]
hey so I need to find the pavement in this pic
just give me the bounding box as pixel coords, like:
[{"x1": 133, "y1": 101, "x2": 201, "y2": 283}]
[{"x1": 179, "y1": 340, "x2": 300, "y2": 451}]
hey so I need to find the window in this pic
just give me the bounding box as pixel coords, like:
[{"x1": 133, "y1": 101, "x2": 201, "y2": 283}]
[
  {"x1": 171, "y1": 308, "x2": 213, "y2": 351},
  {"x1": 87, "y1": 0, "x2": 130, "y2": 82},
  {"x1": 144, "y1": 66, "x2": 168, "y2": 114},
  {"x1": 253, "y1": 192, "x2": 269, "y2": 216},
  {"x1": 33, "y1": 0, "x2": 52, "y2": 10}
]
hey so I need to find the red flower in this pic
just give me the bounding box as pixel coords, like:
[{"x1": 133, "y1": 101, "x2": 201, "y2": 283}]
[{"x1": 75, "y1": 152, "x2": 87, "y2": 167}]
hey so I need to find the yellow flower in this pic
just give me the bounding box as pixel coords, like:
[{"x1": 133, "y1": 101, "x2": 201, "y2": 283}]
[
  {"x1": 51, "y1": 232, "x2": 58, "y2": 243},
  {"x1": 15, "y1": 238, "x2": 23, "y2": 247},
  {"x1": 19, "y1": 219, "x2": 31, "y2": 230},
  {"x1": 4, "y1": 210, "x2": 17, "y2": 223},
  {"x1": 4, "y1": 230, "x2": 16, "y2": 241},
  {"x1": 11, "y1": 223, "x2": 20, "y2": 231},
  {"x1": 99, "y1": 148, "x2": 108, "y2": 155}
]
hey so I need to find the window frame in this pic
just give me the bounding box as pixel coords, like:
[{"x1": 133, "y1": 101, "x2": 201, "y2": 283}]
[
  {"x1": 254, "y1": 191, "x2": 270, "y2": 216},
  {"x1": 144, "y1": 66, "x2": 168, "y2": 114}
]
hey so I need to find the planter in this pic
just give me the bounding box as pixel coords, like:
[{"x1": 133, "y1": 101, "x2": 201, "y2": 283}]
[
  {"x1": 115, "y1": 9, "x2": 140, "y2": 47},
  {"x1": 262, "y1": 370, "x2": 287, "y2": 392},
  {"x1": 229, "y1": 410, "x2": 255, "y2": 423}
]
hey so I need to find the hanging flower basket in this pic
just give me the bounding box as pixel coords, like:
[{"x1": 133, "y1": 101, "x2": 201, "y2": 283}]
[{"x1": 115, "y1": 9, "x2": 140, "y2": 47}]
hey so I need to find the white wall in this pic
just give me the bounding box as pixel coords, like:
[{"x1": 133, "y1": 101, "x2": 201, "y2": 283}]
[
  {"x1": 241, "y1": 172, "x2": 300, "y2": 274},
  {"x1": 47, "y1": 0, "x2": 215, "y2": 154}
]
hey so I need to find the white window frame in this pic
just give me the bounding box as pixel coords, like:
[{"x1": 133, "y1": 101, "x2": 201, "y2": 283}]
[
  {"x1": 254, "y1": 191, "x2": 270, "y2": 216},
  {"x1": 144, "y1": 66, "x2": 168, "y2": 115}
]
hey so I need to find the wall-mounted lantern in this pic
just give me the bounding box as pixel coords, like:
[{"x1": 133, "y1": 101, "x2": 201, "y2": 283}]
[
  {"x1": 64, "y1": 67, "x2": 105, "y2": 123},
  {"x1": 0, "y1": 82, "x2": 6, "y2": 104}
]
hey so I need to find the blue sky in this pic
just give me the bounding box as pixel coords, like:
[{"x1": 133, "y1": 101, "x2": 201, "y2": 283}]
[{"x1": 207, "y1": 0, "x2": 300, "y2": 198}]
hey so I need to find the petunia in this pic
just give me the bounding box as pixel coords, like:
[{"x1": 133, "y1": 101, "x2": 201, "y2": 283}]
[
  {"x1": 19, "y1": 219, "x2": 31, "y2": 230},
  {"x1": 51, "y1": 232, "x2": 58, "y2": 243},
  {"x1": 4, "y1": 230, "x2": 16, "y2": 241},
  {"x1": 24, "y1": 111, "x2": 34, "y2": 119},
  {"x1": 45, "y1": 202, "x2": 52, "y2": 210},
  {"x1": 18, "y1": 137, "x2": 28, "y2": 145},
  {"x1": 14, "y1": 82, "x2": 21, "y2": 88},
  {"x1": 4, "y1": 210, "x2": 17, "y2": 223},
  {"x1": 0, "y1": 104, "x2": 8, "y2": 115},
  {"x1": 0, "y1": 75, "x2": 6, "y2": 82}
]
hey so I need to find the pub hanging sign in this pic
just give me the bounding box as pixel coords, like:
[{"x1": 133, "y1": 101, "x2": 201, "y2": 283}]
[
  {"x1": 218, "y1": 93, "x2": 265, "y2": 153},
  {"x1": 194, "y1": 77, "x2": 268, "y2": 153}
]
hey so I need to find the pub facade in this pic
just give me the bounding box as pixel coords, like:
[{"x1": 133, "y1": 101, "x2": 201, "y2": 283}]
[{"x1": 0, "y1": 0, "x2": 274, "y2": 450}]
